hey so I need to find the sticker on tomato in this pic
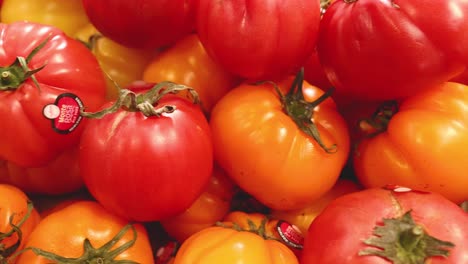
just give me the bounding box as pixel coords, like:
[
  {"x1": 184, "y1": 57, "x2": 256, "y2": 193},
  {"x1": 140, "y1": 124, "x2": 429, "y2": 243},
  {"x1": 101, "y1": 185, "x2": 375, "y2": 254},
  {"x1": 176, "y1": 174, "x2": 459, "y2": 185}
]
[
  {"x1": 276, "y1": 220, "x2": 304, "y2": 249},
  {"x1": 43, "y1": 93, "x2": 84, "y2": 134}
]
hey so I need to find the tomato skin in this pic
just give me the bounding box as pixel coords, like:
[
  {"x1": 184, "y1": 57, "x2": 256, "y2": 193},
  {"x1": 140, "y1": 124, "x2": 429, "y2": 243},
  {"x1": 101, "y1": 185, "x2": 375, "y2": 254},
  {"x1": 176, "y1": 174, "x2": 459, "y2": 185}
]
[
  {"x1": 210, "y1": 76, "x2": 350, "y2": 210},
  {"x1": 81, "y1": 0, "x2": 196, "y2": 49},
  {"x1": 0, "y1": 184, "x2": 40, "y2": 260},
  {"x1": 16, "y1": 201, "x2": 154, "y2": 264},
  {"x1": 196, "y1": 0, "x2": 321, "y2": 80},
  {"x1": 0, "y1": 147, "x2": 83, "y2": 195},
  {"x1": 143, "y1": 33, "x2": 240, "y2": 113},
  {"x1": 301, "y1": 188, "x2": 468, "y2": 264},
  {"x1": 0, "y1": 22, "x2": 107, "y2": 167},
  {"x1": 160, "y1": 164, "x2": 236, "y2": 243},
  {"x1": 270, "y1": 179, "x2": 361, "y2": 235},
  {"x1": 173, "y1": 226, "x2": 298, "y2": 264},
  {"x1": 1, "y1": 0, "x2": 89, "y2": 36},
  {"x1": 79, "y1": 93, "x2": 213, "y2": 222},
  {"x1": 353, "y1": 82, "x2": 468, "y2": 204},
  {"x1": 75, "y1": 23, "x2": 157, "y2": 100},
  {"x1": 318, "y1": 0, "x2": 468, "y2": 101}
]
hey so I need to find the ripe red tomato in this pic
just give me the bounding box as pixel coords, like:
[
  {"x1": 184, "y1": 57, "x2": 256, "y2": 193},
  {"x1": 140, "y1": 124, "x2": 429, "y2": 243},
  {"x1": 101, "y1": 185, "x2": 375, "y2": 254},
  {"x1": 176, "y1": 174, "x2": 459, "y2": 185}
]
[
  {"x1": 81, "y1": 0, "x2": 196, "y2": 49},
  {"x1": 79, "y1": 82, "x2": 213, "y2": 222},
  {"x1": 196, "y1": 0, "x2": 321, "y2": 80},
  {"x1": 301, "y1": 187, "x2": 468, "y2": 264},
  {"x1": 318, "y1": 0, "x2": 468, "y2": 101},
  {"x1": 0, "y1": 21, "x2": 107, "y2": 167},
  {"x1": 353, "y1": 82, "x2": 468, "y2": 204},
  {"x1": 210, "y1": 74, "x2": 350, "y2": 210}
]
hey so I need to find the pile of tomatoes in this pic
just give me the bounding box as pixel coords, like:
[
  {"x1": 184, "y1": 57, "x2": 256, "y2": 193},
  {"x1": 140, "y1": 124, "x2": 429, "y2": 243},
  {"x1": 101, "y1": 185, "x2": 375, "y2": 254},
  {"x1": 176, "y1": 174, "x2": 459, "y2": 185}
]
[{"x1": 0, "y1": 0, "x2": 467, "y2": 263}]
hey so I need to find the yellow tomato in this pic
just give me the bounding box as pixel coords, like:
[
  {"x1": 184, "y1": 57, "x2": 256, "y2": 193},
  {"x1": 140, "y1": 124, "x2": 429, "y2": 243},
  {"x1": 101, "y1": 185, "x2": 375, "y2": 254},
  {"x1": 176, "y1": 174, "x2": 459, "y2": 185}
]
[
  {"x1": 173, "y1": 226, "x2": 298, "y2": 264},
  {"x1": 270, "y1": 179, "x2": 361, "y2": 234},
  {"x1": 75, "y1": 24, "x2": 157, "y2": 99},
  {"x1": 1, "y1": 0, "x2": 89, "y2": 36}
]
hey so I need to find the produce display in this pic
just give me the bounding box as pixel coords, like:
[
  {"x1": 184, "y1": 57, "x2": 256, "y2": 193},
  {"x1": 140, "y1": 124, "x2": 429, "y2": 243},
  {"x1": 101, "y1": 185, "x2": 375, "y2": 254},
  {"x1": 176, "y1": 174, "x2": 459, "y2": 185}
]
[{"x1": 0, "y1": 0, "x2": 467, "y2": 263}]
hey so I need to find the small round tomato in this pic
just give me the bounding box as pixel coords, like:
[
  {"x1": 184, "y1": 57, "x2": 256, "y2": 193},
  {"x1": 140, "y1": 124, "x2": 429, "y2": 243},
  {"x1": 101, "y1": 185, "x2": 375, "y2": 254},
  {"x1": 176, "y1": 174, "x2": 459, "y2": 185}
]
[
  {"x1": 0, "y1": 184, "x2": 40, "y2": 262},
  {"x1": 210, "y1": 73, "x2": 350, "y2": 210},
  {"x1": 301, "y1": 187, "x2": 468, "y2": 264},
  {"x1": 0, "y1": 147, "x2": 83, "y2": 195},
  {"x1": 173, "y1": 225, "x2": 298, "y2": 264},
  {"x1": 1, "y1": 0, "x2": 90, "y2": 36},
  {"x1": 16, "y1": 201, "x2": 154, "y2": 263},
  {"x1": 270, "y1": 179, "x2": 361, "y2": 235},
  {"x1": 160, "y1": 164, "x2": 236, "y2": 242},
  {"x1": 143, "y1": 33, "x2": 240, "y2": 113}
]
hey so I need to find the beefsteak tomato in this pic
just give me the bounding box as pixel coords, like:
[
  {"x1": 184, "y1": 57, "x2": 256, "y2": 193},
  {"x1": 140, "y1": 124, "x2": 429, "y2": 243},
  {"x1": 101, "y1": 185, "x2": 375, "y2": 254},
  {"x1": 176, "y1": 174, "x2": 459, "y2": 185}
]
[
  {"x1": 318, "y1": 0, "x2": 468, "y2": 101},
  {"x1": 210, "y1": 73, "x2": 350, "y2": 210},
  {"x1": 79, "y1": 82, "x2": 213, "y2": 222},
  {"x1": 0, "y1": 22, "x2": 107, "y2": 167},
  {"x1": 301, "y1": 187, "x2": 468, "y2": 264},
  {"x1": 196, "y1": 0, "x2": 321, "y2": 80},
  {"x1": 81, "y1": 0, "x2": 196, "y2": 49},
  {"x1": 15, "y1": 201, "x2": 154, "y2": 264},
  {"x1": 353, "y1": 82, "x2": 468, "y2": 204}
]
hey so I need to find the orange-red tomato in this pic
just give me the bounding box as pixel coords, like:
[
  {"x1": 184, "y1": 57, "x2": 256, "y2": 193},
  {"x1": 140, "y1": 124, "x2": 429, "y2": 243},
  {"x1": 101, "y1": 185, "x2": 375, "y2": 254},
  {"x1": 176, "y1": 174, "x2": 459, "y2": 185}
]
[
  {"x1": 270, "y1": 179, "x2": 362, "y2": 235},
  {"x1": 0, "y1": 184, "x2": 40, "y2": 261},
  {"x1": 353, "y1": 82, "x2": 468, "y2": 204},
  {"x1": 16, "y1": 201, "x2": 154, "y2": 263},
  {"x1": 160, "y1": 165, "x2": 236, "y2": 242},
  {"x1": 210, "y1": 75, "x2": 350, "y2": 210},
  {"x1": 173, "y1": 225, "x2": 299, "y2": 264},
  {"x1": 0, "y1": 147, "x2": 83, "y2": 195},
  {"x1": 143, "y1": 33, "x2": 241, "y2": 113}
]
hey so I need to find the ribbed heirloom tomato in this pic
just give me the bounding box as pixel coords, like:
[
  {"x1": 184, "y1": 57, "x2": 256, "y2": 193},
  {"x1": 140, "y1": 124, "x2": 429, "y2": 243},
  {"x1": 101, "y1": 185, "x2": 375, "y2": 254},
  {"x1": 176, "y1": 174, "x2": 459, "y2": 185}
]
[
  {"x1": 353, "y1": 82, "x2": 468, "y2": 204},
  {"x1": 210, "y1": 73, "x2": 350, "y2": 210}
]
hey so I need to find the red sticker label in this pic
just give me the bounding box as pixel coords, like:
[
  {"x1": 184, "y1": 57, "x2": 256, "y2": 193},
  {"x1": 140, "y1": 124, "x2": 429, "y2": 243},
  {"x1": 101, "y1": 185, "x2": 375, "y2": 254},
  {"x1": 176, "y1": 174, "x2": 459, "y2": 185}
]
[
  {"x1": 43, "y1": 93, "x2": 84, "y2": 134},
  {"x1": 276, "y1": 221, "x2": 304, "y2": 249}
]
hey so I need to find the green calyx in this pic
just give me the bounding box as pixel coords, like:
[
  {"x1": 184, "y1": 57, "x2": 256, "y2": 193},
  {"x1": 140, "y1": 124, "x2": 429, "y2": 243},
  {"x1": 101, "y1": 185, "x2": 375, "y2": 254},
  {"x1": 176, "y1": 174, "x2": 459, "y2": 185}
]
[
  {"x1": 271, "y1": 69, "x2": 337, "y2": 153},
  {"x1": 0, "y1": 37, "x2": 49, "y2": 92},
  {"x1": 25, "y1": 224, "x2": 139, "y2": 264},
  {"x1": 216, "y1": 216, "x2": 278, "y2": 241},
  {"x1": 359, "y1": 211, "x2": 455, "y2": 264},
  {"x1": 0, "y1": 201, "x2": 34, "y2": 263},
  {"x1": 81, "y1": 81, "x2": 200, "y2": 119},
  {"x1": 359, "y1": 101, "x2": 398, "y2": 138}
]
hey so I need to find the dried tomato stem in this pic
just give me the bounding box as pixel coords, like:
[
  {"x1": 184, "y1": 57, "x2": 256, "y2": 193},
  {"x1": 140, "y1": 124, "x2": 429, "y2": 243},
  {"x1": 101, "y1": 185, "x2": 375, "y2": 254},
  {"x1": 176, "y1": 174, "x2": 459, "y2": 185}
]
[
  {"x1": 80, "y1": 81, "x2": 200, "y2": 118},
  {"x1": 359, "y1": 211, "x2": 455, "y2": 264},
  {"x1": 359, "y1": 101, "x2": 398, "y2": 138}
]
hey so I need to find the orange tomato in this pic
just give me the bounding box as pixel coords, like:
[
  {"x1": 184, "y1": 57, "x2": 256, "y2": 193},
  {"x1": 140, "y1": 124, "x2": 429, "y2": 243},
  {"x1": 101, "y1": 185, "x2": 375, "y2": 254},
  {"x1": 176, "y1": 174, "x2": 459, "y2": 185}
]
[
  {"x1": 210, "y1": 74, "x2": 350, "y2": 210},
  {"x1": 270, "y1": 179, "x2": 362, "y2": 235},
  {"x1": 16, "y1": 201, "x2": 154, "y2": 263},
  {"x1": 0, "y1": 147, "x2": 83, "y2": 195},
  {"x1": 143, "y1": 33, "x2": 241, "y2": 113},
  {"x1": 0, "y1": 184, "x2": 40, "y2": 262},
  {"x1": 160, "y1": 164, "x2": 236, "y2": 242},
  {"x1": 173, "y1": 224, "x2": 298, "y2": 264},
  {"x1": 353, "y1": 82, "x2": 468, "y2": 204},
  {"x1": 75, "y1": 24, "x2": 156, "y2": 100}
]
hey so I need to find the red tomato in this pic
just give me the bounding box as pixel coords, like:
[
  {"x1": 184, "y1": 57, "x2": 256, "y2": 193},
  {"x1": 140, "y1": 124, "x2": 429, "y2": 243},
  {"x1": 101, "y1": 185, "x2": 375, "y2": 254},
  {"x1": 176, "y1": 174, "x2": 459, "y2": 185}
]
[
  {"x1": 0, "y1": 147, "x2": 83, "y2": 195},
  {"x1": 81, "y1": 0, "x2": 196, "y2": 49},
  {"x1": 210, "y1": 74, "x2": 350, "y2": 210},
  {"x1": 0, "y1": 22, "x2": 107, "y2": 167},
  {"x1": 353, "y1": 82, "x2": 468, "y2": 204},
  {"x1": 79, "y1": 83, "x2": 213, "y2": 222},
  {"x1": 301, "y1": 187, "x2": 468, "y2": 264},
  {"x1": 196, "y1": 0, "x2": 321, "y2": 80},
  {"x1": 318, "y1": 0, "x2": 468, "y2": 101}
]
